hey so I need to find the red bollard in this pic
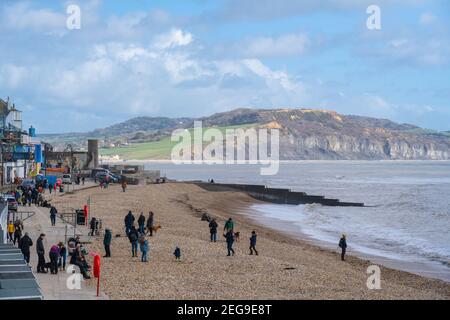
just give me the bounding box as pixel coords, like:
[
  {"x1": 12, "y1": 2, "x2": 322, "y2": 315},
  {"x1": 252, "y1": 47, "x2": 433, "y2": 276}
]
[{"x1": 93, "y1": 255, "x2": 100, "y2": 297}]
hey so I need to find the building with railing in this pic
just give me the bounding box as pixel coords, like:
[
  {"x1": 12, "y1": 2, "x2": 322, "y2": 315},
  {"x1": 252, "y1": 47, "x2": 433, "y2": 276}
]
[{"x1": 0, "y1": 97, "x2": 40, "y2": 186}]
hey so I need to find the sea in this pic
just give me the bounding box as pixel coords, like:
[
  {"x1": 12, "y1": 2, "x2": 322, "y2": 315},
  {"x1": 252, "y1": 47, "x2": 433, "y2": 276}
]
[{"x1": 137, "y1": 160, "x2": 450, "y2": 282}]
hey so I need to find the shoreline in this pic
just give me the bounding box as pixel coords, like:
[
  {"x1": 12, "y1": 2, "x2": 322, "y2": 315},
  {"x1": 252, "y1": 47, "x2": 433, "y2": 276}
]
[
  {"x1": 183, "y1": 187, "x2": 450, "y2": 284},
  {"x1": 51, "y1": 182, "x2": 450, "y2": 299},
  {"x1": 231, "y1": 203, "x2": 450, "y2": 283},
  {"x1": 102, "y1": 159, "x2": 450, "y2": 164}
]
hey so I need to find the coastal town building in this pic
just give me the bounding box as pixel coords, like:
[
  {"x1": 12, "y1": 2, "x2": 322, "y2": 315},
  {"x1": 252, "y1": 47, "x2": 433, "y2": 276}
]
[{"x1": 0, "y1": 97, "x2": 40, "y2": 186}]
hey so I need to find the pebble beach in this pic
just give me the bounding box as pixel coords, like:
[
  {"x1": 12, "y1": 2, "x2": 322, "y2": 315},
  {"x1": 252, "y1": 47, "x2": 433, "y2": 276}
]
[{"x1": 52, "y1": 183, "x2": 450, "y2": 300}]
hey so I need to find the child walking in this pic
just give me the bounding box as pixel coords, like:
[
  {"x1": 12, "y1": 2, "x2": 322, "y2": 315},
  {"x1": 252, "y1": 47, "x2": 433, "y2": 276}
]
[{"x1": 249, "y1": 230, "x2": 258, "y2": 255}]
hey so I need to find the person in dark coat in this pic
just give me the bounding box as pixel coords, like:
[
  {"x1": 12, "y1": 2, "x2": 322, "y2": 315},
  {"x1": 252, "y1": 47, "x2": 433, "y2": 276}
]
[
  {"x1": 124, "y1": 211, "x2": 135, "y2": 236},
  {"x1": 128, "y1": 226, "x2": 139, "y2": 257},
  {"x1": 173, "y1": 246, "x2": 181, "y2": 260},
  {"x1": 49, "y1": 206, "x2": 57, "y2": 226},
  {"x1": 146, "y1": 211, "x2": 154, "y2": 236},
  {"x1": 137, "y1": 213, "x2": 145, "y2": 234},
  {"x1": 209, "y1": 219, "x2": 218, "y2": 242},
  {"x1": 13, "y1": 219, "x2": 23, "y2": 246},
  {"x1": 338, "y1": 234, "x2": 347, "y2": 261},
  {"x1": 249, "y1": 230, "x2": 258, "y2": 255},
  {"x1": 103, "y1": 228, "x2": 112, "y2": 257},
  {"x1": 89, "y1": 217, "x2": 97, "y2": 236},
  {"x1": 225, "y1": 230, "x2": 235, "y2": 256},
  {"x1": 36, "y1": 233, "x2": 47, "y2": 273},
  {"x1": 19, "y1": 232, "x2": 33, "y2": 264},
  {"x1": 58, "y1": 242, "x2": 67, "y2": 271}
]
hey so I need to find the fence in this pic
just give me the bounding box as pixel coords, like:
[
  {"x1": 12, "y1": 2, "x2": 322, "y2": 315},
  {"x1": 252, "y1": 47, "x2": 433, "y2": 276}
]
[{"x1": 0, "y1": 204, "x2": 7, "y2": 244}]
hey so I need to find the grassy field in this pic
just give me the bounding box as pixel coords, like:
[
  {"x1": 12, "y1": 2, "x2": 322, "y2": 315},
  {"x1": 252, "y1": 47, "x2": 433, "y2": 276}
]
[{"x1": 99, "y1": 123, "x2": 257, "y2": 160}]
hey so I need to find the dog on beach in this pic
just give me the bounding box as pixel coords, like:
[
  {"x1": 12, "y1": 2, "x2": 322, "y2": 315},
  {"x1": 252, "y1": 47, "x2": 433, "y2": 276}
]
[
  {"x1": 146, "y1": 225, "x2": 162, "y2": 235},
  {"x1": 234, "y1": 232, "x2": 240, "y2": 242}
]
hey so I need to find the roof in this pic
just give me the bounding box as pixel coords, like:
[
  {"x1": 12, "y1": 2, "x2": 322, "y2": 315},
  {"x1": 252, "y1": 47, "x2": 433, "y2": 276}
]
[{"x1": 0, "y1": 244, "x2": 43, "y2": 300}]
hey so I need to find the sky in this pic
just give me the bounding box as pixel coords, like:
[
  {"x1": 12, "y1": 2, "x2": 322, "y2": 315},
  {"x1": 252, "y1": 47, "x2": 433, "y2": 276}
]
[{"x1": 0, "y1": 0, "x2": 449, "y2": 133}]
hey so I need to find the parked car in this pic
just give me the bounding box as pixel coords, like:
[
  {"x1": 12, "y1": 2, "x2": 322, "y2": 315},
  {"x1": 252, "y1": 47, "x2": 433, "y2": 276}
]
[
  {"x1": 62, "y1": 174, "x2": 72, "y2": 184},
  {"x1": 21, "y1": 179, "x2": 36, "y2": 189},
  {"x1": 4, "y1": 195, "x2": 18, "y2": 211},
  {"x1": 95, "y1": 172, "x2": 119, "y2": 183}
]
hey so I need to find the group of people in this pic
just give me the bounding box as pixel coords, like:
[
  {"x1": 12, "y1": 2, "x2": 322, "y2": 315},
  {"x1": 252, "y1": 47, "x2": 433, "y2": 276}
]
[
  {"x1": 209, "y1": 217, "x2": 258, "y2": 256},
  {"x1": 121, "y1": 211, "x2": 155, "y2": 262},
  {"x1": 7, "y1": 219, "x2": 24, "y2": 245}
]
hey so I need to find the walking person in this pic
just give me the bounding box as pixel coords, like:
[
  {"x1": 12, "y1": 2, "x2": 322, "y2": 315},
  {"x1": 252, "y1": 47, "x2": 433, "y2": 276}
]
[
  {"x1": 224, "y1": 218, "x2": 234, "y2": 233},
  {"x1": 7, "y1": 221, "x2": 14, "y2": 243},
  {"x1": 14, "y1": 219, "x2": 24, "y2": 245},
  {"x1": 249, "y1": 230, "x2": 258, "y2": 255},
  {"x1": 36, "y1": 233, "x2": 47, "y2": 273},
  {"x1": 209, "y1": 219, "x2": 218, "y2": 242},
  {"x1": 128, "y1": 225, "x2": 139, "y2": 257},
  {"x1": 173, "y1": 246, "x2": 181, "y2": 260},
  {"x1": 103, "y1": 228, "x2": 112, "y2": 257},
  {"x1": 50, "y1": 206, "x2": 57, "y2": 226},
  {"x1": 49, "y1": 244, "x2": 60, "y2": 274},
  {"x1": 339, "y1": 234, "x2": 347, "y2": 261},
  {"x1": 225, "y1": 230, "x2": 235, "y2": 256},
  {"x1": 124, "y1": 211, "x2": 135, "y2": 236},
  {"x1": 27, "y1": 189, "x2": 32, "y2": 206},
  {"x1": 140, "y1": 237, "x2": 149, "y2": 262},
  {"x1": 58, "y1": 242, "x2": 67, "y2": 271},
  {"x1": 121, "y1": 180, "x2": 127, "y2": 192},
  {"x1": 13, "y1": 225, "x2": 22, "y2": 246},
  {"x1": 18, "y1": 232, "x2": 33, "y2": 264},
  {"x1": 137, "y1": 212, "x2": 145, "y2": 234},
  {"x1": 48, "y1": 183, "x2": 53, "y2": 194},
  {"x1": 81, "y1": 176, "x2": 85, "y2": 185},
  {"x1": 89, "y1": 217, "x2": 97, "y2": 236},
  {"x1": 146, "y1": 211, "x2": 154, "y2": 236}
]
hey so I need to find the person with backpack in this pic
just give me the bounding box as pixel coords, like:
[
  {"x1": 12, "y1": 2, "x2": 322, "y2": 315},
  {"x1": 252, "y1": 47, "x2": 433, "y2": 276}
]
[
  {"x1": 209, "y1": 219, "x2": 218, "y2": 242},
  {"x1": 128, "y1": 225, "x2": 139, "y2": 257}
]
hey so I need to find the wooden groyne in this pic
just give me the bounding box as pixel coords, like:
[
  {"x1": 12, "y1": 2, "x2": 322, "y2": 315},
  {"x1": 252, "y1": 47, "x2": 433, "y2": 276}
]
[{"x1": 193, "y1": 182, "x2": 365, "y2": 207}]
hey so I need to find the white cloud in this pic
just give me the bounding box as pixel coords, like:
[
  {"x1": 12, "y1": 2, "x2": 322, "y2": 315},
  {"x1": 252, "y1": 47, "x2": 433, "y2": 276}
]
[
  {"x1": 0, "y1": 64, "x2": 28, "y2": 89},
  {"x1": 419, "y1": 12, "x2": 437, "y2": 25},
  {"x1": 154, "y1": 28, "x2": 193, "y2": 49},
  {"x1": 2, "y1": 2, "x2": 66, "y2": 31},
  {"x1": 243, "y1": 33, "x2": 311, "y2": 58}
]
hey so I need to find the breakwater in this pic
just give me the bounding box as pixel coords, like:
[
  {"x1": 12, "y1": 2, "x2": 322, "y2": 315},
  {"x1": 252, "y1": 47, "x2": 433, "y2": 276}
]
[{"x1": 194, "y1": 182, "x2": 365, "y2": 207}]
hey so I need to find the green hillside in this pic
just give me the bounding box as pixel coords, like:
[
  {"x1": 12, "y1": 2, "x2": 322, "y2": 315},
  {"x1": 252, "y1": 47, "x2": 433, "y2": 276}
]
[{"x1": 99, "y1": 123, "x2": 257, "y2": 160}]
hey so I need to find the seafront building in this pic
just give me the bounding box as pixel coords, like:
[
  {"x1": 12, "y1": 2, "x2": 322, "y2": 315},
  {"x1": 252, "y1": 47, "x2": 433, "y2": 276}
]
[{"x1": 0, "y1": 97, "x2": 41, "y2": 187}]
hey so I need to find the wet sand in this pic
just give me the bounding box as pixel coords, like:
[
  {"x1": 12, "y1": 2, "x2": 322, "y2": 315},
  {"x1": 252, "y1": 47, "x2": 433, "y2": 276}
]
[{"x1": 52, "y1": 182, "x2": 450, "y2": 299}]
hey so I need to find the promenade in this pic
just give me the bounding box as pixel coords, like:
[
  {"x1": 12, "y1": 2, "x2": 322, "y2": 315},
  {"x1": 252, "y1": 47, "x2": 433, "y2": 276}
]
[{"x1": 17, "y1": 182, "x2": 108, "y2": 300}]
